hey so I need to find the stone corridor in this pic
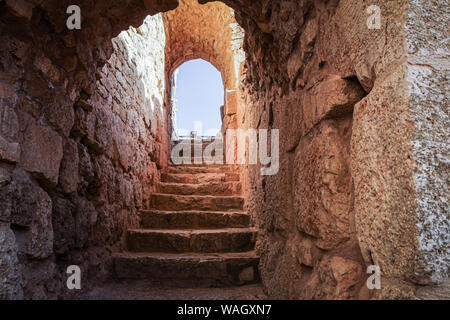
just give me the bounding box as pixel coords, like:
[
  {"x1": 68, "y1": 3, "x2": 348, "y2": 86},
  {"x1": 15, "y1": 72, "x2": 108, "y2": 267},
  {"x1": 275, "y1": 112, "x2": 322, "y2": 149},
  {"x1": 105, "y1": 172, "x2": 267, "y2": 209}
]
[
  {"x1": 114, "y1": 160, "x2": 259, "y2": 286},
  {"x1": 0, "y1": 0, "x2": 448, "y2": 300}
]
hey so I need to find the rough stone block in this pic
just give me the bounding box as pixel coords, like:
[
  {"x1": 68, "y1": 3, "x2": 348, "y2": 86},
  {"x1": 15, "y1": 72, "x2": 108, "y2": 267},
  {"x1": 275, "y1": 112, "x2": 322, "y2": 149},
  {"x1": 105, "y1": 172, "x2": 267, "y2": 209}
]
[
  {"x1": 0, "y1": 82, "x2": 15, "y2": 99},
  {"x1": 0, "y1": 169, "x2": 53, "y2": 259},
  {"x1": 20, "y1": 123, "x2": 63, "y2": 186},
  {"x1": 6, "y1": 0, "x2": 34, "y2": 20},
  {"x1": 0, "y1": 167, "x2": 11, "y2": 188},
  {"x1": 0, "y1": 135, "x2": 20, "y2": 163},
  {"x1": 59, "y1": 139, "x2": 79, "y2": 194},
  {"x1": 293, "y1": 120, "x2": 353, "y2": 250},
  {"x1": 294, "y1": 238, "x2": 320, "y2": 267},
  {"x1": 26, "y1": 188, "x2": 53, "y2": 259},
  {"x1": 34, "y1": 55, "x2": 60, "y2": 84},
  {"x1": 302, "y1": 75, "x2": 365, "y2": 134},
  {"x1": 351, "y1": 66, "x2": 418, "y2": 283},
  {"x1": 77, "y1": 143, "x2": 94, "y2": 182},
  {"x1": 44, "y1": 99, "x2": 75, "y2": 137},
  {"x1": 239, "y1": 266, "x2": 255, "y2": 282},
  {"x1": 0, "y1": 105, "x2": 19, "y2": 140},
  {"x1": 318, "y1": 256, "x2": 363, "y2": 299},
  {"x1": 73, "y1": 197, "x2": 97, "y2": 249},
  {"x1": 0, "y1": 223, "x2": 24, "y2": 300},
  {"x1": 51, "y1": 197, "x2": 75, "y2": 255},
  {"x1": 225, "y1": 90, "x2": 238, "y2": 115}
]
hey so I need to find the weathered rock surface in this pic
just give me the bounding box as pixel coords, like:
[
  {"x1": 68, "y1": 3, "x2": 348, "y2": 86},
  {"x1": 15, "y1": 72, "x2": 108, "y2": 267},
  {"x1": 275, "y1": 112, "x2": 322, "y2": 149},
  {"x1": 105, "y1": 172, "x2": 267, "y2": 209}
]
[
  {"x1": 225, "y1": 0, "x2": 448, "y2": 299},
  {"x1": 0, "y1": 224, "x2": 24, "y2": 300},
  {"x1": 114, "y1": 252, "x2": 259, "y2": 286},
  {"x1": 0, "y1": 0, "x2": 175, "y2": 298},
  {"x1": 0, "y1": 169, "x2": 54, "y2": 259},
  {"x1": 142, "y1": 210, "x2": 250, "y2": 229},
  {"x1": 293, "y1": 119, "x2": 354, "y2": 250},
  {"x1": 80, "y1": 281, "x2": 265, "y2": 300},
  {"x1": 406, "y1": 0, "x2": 450, "y2": 285},
  {"x1": 158, "y1": 181, "x2": 242, "y2": 196},
  {"x1": 20, "y1": 123, "x2": 63, "y2": 186},
  {"x1": 161, "y1": 172, "x2": 240, "y2": 184},
  {"x1": 127, "y1": 228, "x2": 256, "y2": 253},
  {"x1": 151, "y1": 194, "x2": 245, "y2": 212},
  {"x1": 0, "y1": 0, "x2": 447, "y2": 300},
  {"x1": 59, "y1": 139, "x2": 79, "y2": 194},
  {"x1": 0, "y1": 136, "x2": 20, "y2": 163}
]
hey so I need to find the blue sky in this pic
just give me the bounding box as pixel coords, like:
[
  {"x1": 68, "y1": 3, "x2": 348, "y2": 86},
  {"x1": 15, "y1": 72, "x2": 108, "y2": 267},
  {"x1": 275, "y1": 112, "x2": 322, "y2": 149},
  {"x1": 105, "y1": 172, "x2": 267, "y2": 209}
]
[{"x1": 175, "y1": 59, "x2": 224, "y2": 136}]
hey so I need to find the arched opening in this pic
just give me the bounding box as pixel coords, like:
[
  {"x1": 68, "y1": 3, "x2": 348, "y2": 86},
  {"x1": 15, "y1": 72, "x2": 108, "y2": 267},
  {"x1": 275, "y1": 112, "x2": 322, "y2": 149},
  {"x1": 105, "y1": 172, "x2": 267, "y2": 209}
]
[
  {"x1": 171, "y1": 59, "x2": 224, "y2": 139},
  {"x1": 0, "y1": 0, "x2": 446, "y2": 301}
]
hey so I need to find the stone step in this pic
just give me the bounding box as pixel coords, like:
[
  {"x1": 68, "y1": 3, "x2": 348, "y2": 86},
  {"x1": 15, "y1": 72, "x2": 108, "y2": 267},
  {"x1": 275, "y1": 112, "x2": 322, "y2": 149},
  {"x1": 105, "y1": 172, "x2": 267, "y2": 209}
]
[
  {"x1": 171, "y1": 155, "x2": 219, "y2": 161},
  {"x1": 173, "y1": 140, "x2": 215, "y2": 146},
  {"x1": 150, "y1": 193, "x2": 245, "y2": 211},
  {"x1": 169, "y1": 162, "x2": 239, "y2": 168},
  {"x1": 167, "y1": 166, "x2": 232, "y2": 174},
  {"x1": 113, "y1": 252, "x2": 259, "y2": 285},
  {"x1": 158, "y1": 182, "x2": 241, "y2": 196},
  {"x1": 141, "y1": 210, "x2": 250, "y2": 229},
  {"x1": 177, "y1": 150, "x2": 219, "y2": 157},
  {"x1": 161, "y1": 172, "x2": 240, "y2": 184},
  {"x1": 126, "y1": 228, "x2": 257, "y2": 253},
  {"x1": 173, "y1": 141, "x2": 217, "y2": 152}
]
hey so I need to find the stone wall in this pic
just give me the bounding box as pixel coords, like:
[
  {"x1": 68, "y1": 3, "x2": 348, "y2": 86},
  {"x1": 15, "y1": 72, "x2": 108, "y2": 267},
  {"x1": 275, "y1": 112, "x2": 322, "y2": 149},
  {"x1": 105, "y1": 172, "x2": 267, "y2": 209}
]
[
  {"x1": 206, "y1": 0, "x2": 449, "y2": 299},
  {"x1": 0, "y1": 0, "x2": 447, "y2": 300},
  {"x1": 220, "y1": 0, "x2": 379, "y2": 299},
  {"x1": 406, "y1": 0, "x2": 449, "y2": 285},
  {"x1": 0, "y1": 0, "x2": 173, "y2": 299}
]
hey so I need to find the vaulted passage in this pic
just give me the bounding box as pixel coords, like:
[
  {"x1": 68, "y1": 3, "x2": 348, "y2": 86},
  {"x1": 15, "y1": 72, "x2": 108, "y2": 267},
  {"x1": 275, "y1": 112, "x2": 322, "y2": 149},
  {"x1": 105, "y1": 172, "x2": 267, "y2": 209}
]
[{"x1": 0, "y1": 0, "x2": 448, "y2": 300}]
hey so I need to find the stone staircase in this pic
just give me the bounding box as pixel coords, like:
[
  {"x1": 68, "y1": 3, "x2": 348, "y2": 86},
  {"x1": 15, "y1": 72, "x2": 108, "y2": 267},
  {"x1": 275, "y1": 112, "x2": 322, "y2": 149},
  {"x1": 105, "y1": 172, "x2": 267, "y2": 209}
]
[{"x1": 113, "y1": 163, "x2": 259, "y2": 286}]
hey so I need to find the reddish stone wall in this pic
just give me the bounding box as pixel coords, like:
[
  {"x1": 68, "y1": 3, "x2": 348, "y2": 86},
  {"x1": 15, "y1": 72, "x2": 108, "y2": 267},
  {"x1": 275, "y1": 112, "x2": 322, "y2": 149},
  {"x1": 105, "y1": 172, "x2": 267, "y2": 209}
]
[
  {"x1": 214, "y1": 0, "x2": 371, "y2": 299},
  {"x1": 211, "y1": 0, "x2": 446, "y2": 299},
  {"x1": 0, "y1": 0, "x2": 176, "y2": 299},
  {"x1": 0, "y1": 0, "x2": 447, "y2": 300}
]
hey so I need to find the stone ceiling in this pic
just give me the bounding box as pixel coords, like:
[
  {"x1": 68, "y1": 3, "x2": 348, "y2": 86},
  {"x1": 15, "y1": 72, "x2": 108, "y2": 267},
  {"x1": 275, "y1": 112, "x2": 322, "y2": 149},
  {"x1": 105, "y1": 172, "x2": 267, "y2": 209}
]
[{"x1": 163, "y1": 0, "x2": 241, "y2": 91}]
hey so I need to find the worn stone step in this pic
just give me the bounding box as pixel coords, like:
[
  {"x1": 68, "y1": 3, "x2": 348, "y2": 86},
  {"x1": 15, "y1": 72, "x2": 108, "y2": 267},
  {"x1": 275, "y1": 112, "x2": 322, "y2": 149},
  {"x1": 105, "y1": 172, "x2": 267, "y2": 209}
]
[
  {"x1": 173, "y1": 140, "x2": 216, "y2": 147},
  {"x1": 170, "y1": 163, "x2": 239, "y2": 168},
  {"x1": 158, "y1": 182, "x2": 241, "y2": 196},
  {"x1": 171, "y1": 158, "x2": 220, "y2": 165},
  {"x1": 173, "y1": 142, "x2": 218, "y2": 154},
  {"x1": 113, "y1": 252, "x2": 259, "y2": 285},
  {"x1": 126, "y1": 228, "x2": 257, "y2": 253},
  {"x1": 167, "y1": 166, "x2": 232, "y2": 174},
  {"x1": 161, "y1": 172, "x2": 239, "y2": 184},
  {"x1": 141, "y1": 210, "x2": 250, "y2": 229},
  {"x1": 177, "y1": 150, "x2": 219, "y2": 158},
  {"x1": 150, "y1": 194, "x2": 245, "y2": 211}
]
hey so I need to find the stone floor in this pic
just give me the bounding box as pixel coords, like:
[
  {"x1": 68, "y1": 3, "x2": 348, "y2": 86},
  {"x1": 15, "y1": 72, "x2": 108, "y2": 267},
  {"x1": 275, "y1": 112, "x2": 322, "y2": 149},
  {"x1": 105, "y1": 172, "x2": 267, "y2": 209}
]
[{"x1": 78, "y1": 281, "x2": 267, "y2": 300}]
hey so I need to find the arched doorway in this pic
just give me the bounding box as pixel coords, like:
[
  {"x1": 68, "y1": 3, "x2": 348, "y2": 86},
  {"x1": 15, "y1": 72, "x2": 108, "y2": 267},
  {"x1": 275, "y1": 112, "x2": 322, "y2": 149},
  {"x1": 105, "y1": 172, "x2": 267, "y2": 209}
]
[{"x1": 171, "y1": 59, "x2": 224, "y2": 139}]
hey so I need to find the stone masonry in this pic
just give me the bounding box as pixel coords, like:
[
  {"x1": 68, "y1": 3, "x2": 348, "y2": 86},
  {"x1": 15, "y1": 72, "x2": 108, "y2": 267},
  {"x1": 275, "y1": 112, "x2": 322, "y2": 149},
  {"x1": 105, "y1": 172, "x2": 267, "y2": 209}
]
[{"x1": 0, "y1": 0, "x2": 448, "y2": 300}]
